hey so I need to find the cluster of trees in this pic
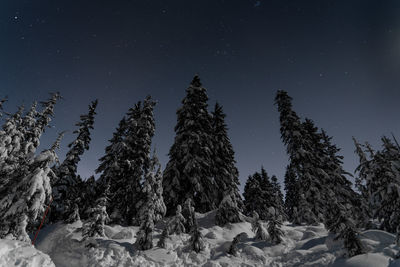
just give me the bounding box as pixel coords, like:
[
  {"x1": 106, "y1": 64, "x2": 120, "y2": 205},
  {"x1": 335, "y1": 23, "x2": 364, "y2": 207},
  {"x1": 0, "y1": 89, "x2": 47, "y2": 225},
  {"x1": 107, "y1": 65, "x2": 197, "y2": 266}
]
[
  {"x1": 0, "y1": 76, "x2": 247, "y2": 252},
  {"x1": 0, "y1": 77, "x2": 397, "y2": 258},
  {"x1": 353, "y1": 135, "x2": 400, "y2": 233}
]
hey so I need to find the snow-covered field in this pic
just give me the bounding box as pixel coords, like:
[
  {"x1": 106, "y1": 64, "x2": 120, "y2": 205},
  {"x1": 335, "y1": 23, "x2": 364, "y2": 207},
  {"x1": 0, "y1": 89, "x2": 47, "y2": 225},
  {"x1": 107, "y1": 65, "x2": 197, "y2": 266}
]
[{"x1": 3, "y1": 210, "x2": 400, "y2": 267}]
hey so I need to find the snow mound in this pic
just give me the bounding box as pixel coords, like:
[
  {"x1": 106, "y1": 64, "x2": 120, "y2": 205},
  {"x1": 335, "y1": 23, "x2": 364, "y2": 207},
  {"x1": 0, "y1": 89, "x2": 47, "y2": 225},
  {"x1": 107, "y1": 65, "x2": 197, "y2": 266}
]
[
  {"x1": 25, "y1": 212, "x2": 400, "y2": 267},
  {"x1": 0, "y1": 239, "x2": 55, "y2": 267}
]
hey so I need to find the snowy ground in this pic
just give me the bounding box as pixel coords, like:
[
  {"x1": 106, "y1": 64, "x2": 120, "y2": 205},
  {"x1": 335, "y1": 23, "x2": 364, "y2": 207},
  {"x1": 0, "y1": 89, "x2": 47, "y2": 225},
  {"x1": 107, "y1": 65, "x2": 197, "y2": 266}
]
[{"x1": 3, "y1": 210, "x2": 400, "y2": 266}]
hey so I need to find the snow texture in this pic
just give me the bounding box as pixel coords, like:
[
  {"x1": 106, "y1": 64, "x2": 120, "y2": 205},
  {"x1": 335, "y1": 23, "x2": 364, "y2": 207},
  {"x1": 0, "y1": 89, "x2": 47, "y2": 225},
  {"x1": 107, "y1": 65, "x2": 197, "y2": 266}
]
[{"x1": 1, "y1": 211, "x2": 400, "y2": 266}]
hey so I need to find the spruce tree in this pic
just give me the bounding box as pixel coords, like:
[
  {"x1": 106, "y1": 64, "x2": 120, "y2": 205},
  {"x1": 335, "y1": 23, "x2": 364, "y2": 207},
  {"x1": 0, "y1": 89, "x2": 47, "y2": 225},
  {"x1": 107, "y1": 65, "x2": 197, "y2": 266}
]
[
  {"x1": 326, "y1": 201, "x2": 364, "y2": 257},
  {"x1": 96, "y1": 117, "x2": 128, "y2": 223},
  {"x1": 228, "y1": 233, "x2": 243, "y2": 256},
  {"x1": 211, "y1": 102, "x2": 243, "y2": 210},
  {"x1": 0, "y1": 94, "x2": 60, "y2": 217},
  {"x1": 66, "y1": 203, "x2": 80, "y2": 224},
  {"x1": 169, "y1": 205, "x2": 186, "y2": 235},
  {"x1": 0, "y1": 132, "x2": 63, "y2": 242},
  {"x1": 320, "y1": 129, "x2": 363, "y2": 226},
  {"x1": 135, "y1": 153, "x2": 166, "y2": 250},
  {"x1": 215, "y1": 189, "x2": 243, "y2": 226},
  {"x1": 275, "y1": 91, "x2": 359, "y2": 226},
  {"x1": 284, "y1": 164, "x2": 298, "y2": 222},
  {"x1": 163, "y1": 75, "x2": 215, "y2": 214},
  {"x1": 267, "y1": 208, "x2": 284, "y2": 244},
  {"x1": 370, "y1": 137, "x2": 400, "y2": 232},
  {"x1": 275, "y1": 91, "x2": 323, "y2": 224},
  {"x1": 182, "y1": 198, "x2": 196, "y2": 234},
  {"x1": 125, "y1": 96, "x2": 156, "y2": 225},
  {"x1": 52, "y1": 100, "x2": 98, "y2": 222},
  {"x1": 270, "y1": 175, "x2": 286, "y2": 220},
  {"x1": 82, "y1": 183, "x2": 110, "y2": 239},
  {"x1": 244, "y1": 167, "x2": 283, "y2": 220},
  {"x1": 80, "y1": 176, "x2": 97, "y2": 220},
  {"x1": 189, "y1": 217, "x2": 204, "y2": 253},
  {"x1": 251, "y1": 211, "x2": 267, "y2": 241}
]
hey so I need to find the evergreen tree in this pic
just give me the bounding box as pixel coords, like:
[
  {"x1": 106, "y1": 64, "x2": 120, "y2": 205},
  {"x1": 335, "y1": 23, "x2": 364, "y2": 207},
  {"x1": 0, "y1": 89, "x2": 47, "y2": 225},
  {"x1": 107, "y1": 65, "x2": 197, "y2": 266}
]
[
  {"x1": 326, "y1": 201, "x2": 364, "y2": 257},
  {"x1": 244, "y1": 167, "x2": 283, "y2": 220},
  {"x1": 124, "y1": 96, "x2": 157, "y2": 225},
  {"x1": 52, "y1": 100, "x2": 98, "y2": 222},
  {"x1": 275, "y1": 91, "x2": 359, "y2": 226},
  {"x1": 284, "y1": 164, "x2": 298, "y2": 222},
  {"x1": 0, "y1": 132, "x2": 63, "y2": 242},
  {"x1": 80, "y1": 176, "x2": 97, "y2": 220},
  {"x1": 169, "y1": 205, "x2": 186, "y2": 235},
  {"x1": 66, "y1": 203, "x2": 80, "y2": 224},
  {"x1": 275, "y1": 91, "x2": 323, "y2": 224},
  {"x1": 163, "y1": 76, "x2": 215, "y2": 214},
  {"x1": 228, "y1": 233, "x2": 243, "y2": 256},
  {"x1": 267, "y1": 208, "x2": 284, "y2": 244},
  {"x1": 96, "y1": 117, "x2": 128, "y2": 223},
  {"x1": 82, "y1": 183, "x2": 110, "y2": 239},
  {"x1": 215, "y1": 189, "x2": 243, "y2": 226},
  {"x1": 370, "y1": 137, "x2": 400, "y2": 232},
  {"x1": 211, "y1": 102, "x2": 243, "y2": 210},
  {"x1": 251, "y1": 211, "x2": 267, "y2": 241},
  {"x1": 0, "y1": 94, "x2": 60, "y2": 218},
  {"x1": 270, "y1": 175, "x2": 286, "y2": 219},
  {"x1": 135, "y1": 153, "x2": 166, "y2": 250},
  {"x1": 189, "y1": 217, "x2": 204, "y2": 253},
  {"x1": 320, "y1": 129, "x2": 363, "y2": 226},
  {"x1": 182, "y1": 198, "x2": 196, "y2": 234}
]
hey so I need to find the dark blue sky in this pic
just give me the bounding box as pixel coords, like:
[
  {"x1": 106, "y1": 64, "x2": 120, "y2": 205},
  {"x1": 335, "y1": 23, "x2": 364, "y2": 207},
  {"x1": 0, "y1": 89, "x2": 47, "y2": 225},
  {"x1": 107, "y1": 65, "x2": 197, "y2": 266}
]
[{"x1": 1, "y1": 0, "x2": 400, "y2": 192}]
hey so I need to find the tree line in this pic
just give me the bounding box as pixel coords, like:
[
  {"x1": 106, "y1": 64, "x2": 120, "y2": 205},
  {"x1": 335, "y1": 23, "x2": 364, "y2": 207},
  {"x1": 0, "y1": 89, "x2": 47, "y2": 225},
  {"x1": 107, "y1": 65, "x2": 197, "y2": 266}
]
[{"x1": 0, "y1": 76, "x2": 398, "y2": 257}]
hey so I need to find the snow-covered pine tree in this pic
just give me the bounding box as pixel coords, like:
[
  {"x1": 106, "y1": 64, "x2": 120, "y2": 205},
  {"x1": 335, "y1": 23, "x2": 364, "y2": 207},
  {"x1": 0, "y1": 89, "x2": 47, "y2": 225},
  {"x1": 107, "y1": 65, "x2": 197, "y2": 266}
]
[
  {"x1": 0, "y1": 94, "x2": 60, "y2": 215},
  {"x1": 319, "y1": 130, "x2": 364, "y2": 227},
  {"x1": 135, "y1": 213, "x2": 154, "y2": 250},
  {"x1": 243, "y1": 167, "x2": 282, "y2": 220},
  {"x1": 275, "y1": 91, "x2": 359, "y2": 225},
  {"x1": 189, "y1": 217, "x2": 204, "y2": 253},
  {"x1": 266, "y1": 207, "x2": 284, "y2": 244},
  {"x1": 211, "y1": 102, "x2": 243, "y2": 210},
  {"x1": 228, "y1": 233, "x2": 243, "y2": 256},
  {"x1": 135, "y1": 153, "x2": 166, "y2": 250},
  {"x1": 215, "y1": 189, "x2": 243, "y2": 226},
  {"x1": 82, "y1": 183, "x2": 110, "y2": 239},
  {"x1": 275, "y1": 91, "x2": 323, "y2": 224},
  {"x1": 66, "y1": 203, "x2": 80, "y2": 224},
  {"x1": 125, "y1": 96, "x2": 157, "y2": 225},
  {"x1": 169, "y1": 205, "x2": 186, "y2": 235},
  {"x1": 371, "y1": 137, "x2": 400, "y2": 232},
  {"x1": 326, "y1": 200, "x2": 364, "y2": 257},
  {"x1": 0, "y1": 132, "x2": 63, "y2": 242},
  {"x1": 152, "y1": 152, "x2": 167, "y2": 224},
  {"x1": 0, "y1": 107, "x2": 25, "y2": 189},
  {"x1": 80, "y1": 176, "x2": 97, "y2": 220},
  {"x1": 182, "y1": 198, "x2": 196, "y2": 234},
  {"x1": 251, "y1": 211, "x2": 267, "y2": 241},
  {"x1": 270, "y1": 175, "x2": 286, "y2": 220},
  {"x1": 284, "y1": 164, "x2": 298, "y2": 222},
  {"x1": 163, "y1": 75, "x2": 216, "y2": 214},
  {"x1": 52, "y1": 100, "x2": 98, "y2": 222},
  {"x1": 96, "y1": 117, "x2": 128, "y2": 224}
]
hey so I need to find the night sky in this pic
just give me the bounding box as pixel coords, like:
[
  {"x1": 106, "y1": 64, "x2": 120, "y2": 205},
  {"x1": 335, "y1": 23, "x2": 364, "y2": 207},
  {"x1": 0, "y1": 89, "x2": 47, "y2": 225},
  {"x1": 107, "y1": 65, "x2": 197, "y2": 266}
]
[{"x1": 1, "y1": 0, "x2": 400, "y2": 192}]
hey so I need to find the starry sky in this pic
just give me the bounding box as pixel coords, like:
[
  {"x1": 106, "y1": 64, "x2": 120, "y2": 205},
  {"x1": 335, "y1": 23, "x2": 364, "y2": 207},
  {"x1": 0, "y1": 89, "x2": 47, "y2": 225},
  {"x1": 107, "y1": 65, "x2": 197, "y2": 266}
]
[{"x1": 1, "y1": 0, "x2": 400, "y2": 192}]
